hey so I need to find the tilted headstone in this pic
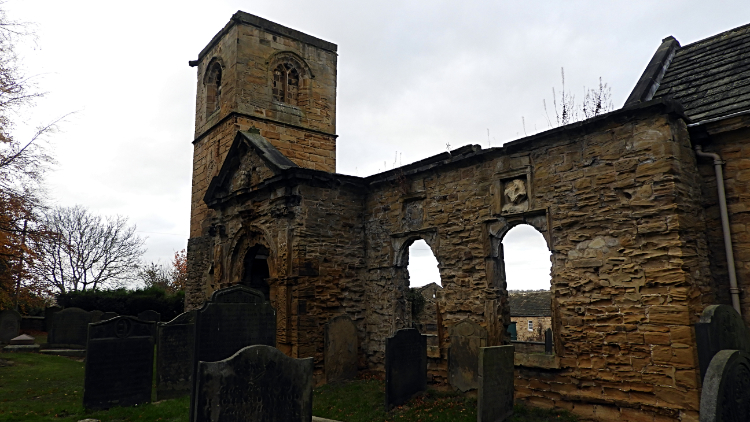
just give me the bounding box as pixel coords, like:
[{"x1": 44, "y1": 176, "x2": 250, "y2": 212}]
[
  {"x1": 156, "y1": 311, "x2": 196, "y2": 400},
  {"x1": 385, "y1": 328, "x2": 427, "y2": 410},
  {"x1": 699, "y1": 349, "x2": 750, "y2": 422},
  {"x1": 189, "y1": 285, "x2": 276, "y2": 421},
  {"x1": 44, "y1": 305, "x2": 62, "y2": 332},
  {"x1": 324, "y1": 315, "x2": 358, "y2": 383},
  {"x1": 193, "y1": 345, "x2": 313, "y2": 422},
  {"x1": 137, "y1": 310, "x2": 161, "y2": 323},
  {"x1": 83, "y1": 316, "x2": 156, "y2": 409},
  {"x1": 101, "y1": 312, "x2": 119, "y2": 321},
  {"x1": 48, "y1": 307, "x2": 94, "y2": 348},
  {"x1": 695, "y1": 305, "x2": 750, "y2": 380},
  {"x1": 0, "y1": 309, "x2": 21, "y2": 344},
  {"x1": 478, "y1": 345, "x2": 515, "y2": 422},
  {"x1": 448, "y1": 319, "x2": 488, "y2": 392}
]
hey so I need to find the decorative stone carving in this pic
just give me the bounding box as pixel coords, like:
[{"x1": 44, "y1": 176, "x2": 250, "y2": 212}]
[{"x1": 502, "y1": 179, "x2": 529, "y2": 213}]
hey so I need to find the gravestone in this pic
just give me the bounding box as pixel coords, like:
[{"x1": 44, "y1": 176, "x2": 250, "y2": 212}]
[
  {"x1": 699, "y1": 349, "x2": 750, "y2": 422},
  {"x1": 324, "y1": 315, "x2": 358, "y2": 383},
  {"x1": 156, "y1": 311, "x2": 196, "y2": 400},
  {"x1": 44, "y1": 306, "x2": 62, "y2": 332},
  {"x1": 137, "y1": 310, "x2": 161, "y2": 323},
  {"x1": 695, "y1": 305, "x2": 750, "y2": 379},
  {"x1": 101, "y1": 312, "x2": 119, "y2": 321},
  {"x1": 477, "y1": 345, "x2": 515, "y2": 422},
  {"x1": 90, "y1": 310, "x2": 104, "y2": 322},
  {"x1": 48, "y1": 307, "x2": 94, "y2": 348},
  {"x1": 448, "y1": 319, "x2": 488, "y2": 392},
  {"x1": 0, "y1": 309, "x2": 21, "y2": 343},
  {"x1": 193, "y1": 345, "x2": 313, "y2": 422},
  {"x1": 544, "y1": 328, "x2": 553, "y2": 355},
  {"x1": 385, "y1": 328, "x2": 427, "y2": 410},
  {"x1": 189, "y1": 285, "x2": 276, "y2": 421},
  {"x1": 83, "y1": 316, "x2": 156, "y2": 409}
]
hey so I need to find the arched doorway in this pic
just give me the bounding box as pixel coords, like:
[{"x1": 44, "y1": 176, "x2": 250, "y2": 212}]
[{"x1": 241, "y1": 244, "x2": 271, "y2": 300}]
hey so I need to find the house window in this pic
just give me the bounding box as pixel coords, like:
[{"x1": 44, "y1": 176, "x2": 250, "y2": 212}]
[
  {"x1": 272, "y1": 63, "x2": 300, "y2": 106},
  {"x1": 206, "y1": 62, "x2": 222, "y2": 117},
  {"x1": 528, "y1": 320, "x2": 533, "y2": 331}
]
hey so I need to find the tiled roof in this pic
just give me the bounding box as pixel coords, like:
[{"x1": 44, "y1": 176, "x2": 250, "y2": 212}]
[{"x1": 508, "y1": 291, "x2": 552, "y2": 317}]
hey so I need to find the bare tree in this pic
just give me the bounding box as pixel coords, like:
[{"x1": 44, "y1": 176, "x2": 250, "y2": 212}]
[
  {"x1": 544, "y1": 68, "x2": 613, "y2": 127},
  {"x1": 32, "y1": 205, "x2": 146, "y2": 293}
]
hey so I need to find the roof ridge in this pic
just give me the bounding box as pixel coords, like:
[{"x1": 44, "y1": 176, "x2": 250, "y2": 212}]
[{"x1": 679, "y1": 21, "x2": 750, "y2": 50}]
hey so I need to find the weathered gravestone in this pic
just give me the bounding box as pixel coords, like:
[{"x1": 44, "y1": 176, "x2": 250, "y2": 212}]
[
  {"x1": 189, "y1": 285, "x2": 276, "y2": 421},
  {"x1": 44, "y1": 305, "x2": 62, "y2": 332},
  {"x1": 156, "y1": 311, "x2": 196, "y2": 400},
  {"x1": 695, "y1": 305, "x2": 750, "y2": 379},
  {"x1": 699, "y1": 349, "x2": 750, "y2": 422},
  {"x1": 101, "y1": 312, "x2": 119, "y2": 321},
  {"x1": 48, "y1": 307, "x2": 94, "y2": 348},
  {"x1": 83, "y1": 316, "x2": 156, "y2": 409},
  {"x1": 544, "y1": 328, "x2": 553, "y2": 355},
  {"x1": 478, "y1": 345, "x2": 515, "y2": 422},
  {"x1": 385, "y1": 328, "x2": 427, "y2": 410},
  {"x1": 138, "y1": 310, "x2": 161, "y2": 323},
  {"x1": 324, "y1": 315, "x2": 358, "y2": 383},
  {"x1": 193, "y1": 345, "x2": 313, "y2": 422},
  {"x1": 448, "y1": 319, "x2": 488, "y2": 392},
  {"x1": 0, "y1": 309, "x2": 21, "y2": 343}
]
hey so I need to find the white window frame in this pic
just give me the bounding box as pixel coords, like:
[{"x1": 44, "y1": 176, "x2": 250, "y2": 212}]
[{"x1": 528, "y1": 320, "x2": 534, "y2": 331}]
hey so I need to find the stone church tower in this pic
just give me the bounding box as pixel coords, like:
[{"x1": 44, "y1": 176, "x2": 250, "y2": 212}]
[{"x1": 188, "y1": 11, "x2": 338, "y2": 238}]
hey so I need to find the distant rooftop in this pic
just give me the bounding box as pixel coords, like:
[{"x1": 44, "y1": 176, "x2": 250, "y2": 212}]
[{"x1": 508, "y1": 290, "x2": 551, "y2": 317}]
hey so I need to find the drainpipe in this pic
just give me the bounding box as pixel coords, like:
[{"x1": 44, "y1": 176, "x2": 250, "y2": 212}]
[{"x1": 695, "y1": 145, "x2": 742, "y2": 315}]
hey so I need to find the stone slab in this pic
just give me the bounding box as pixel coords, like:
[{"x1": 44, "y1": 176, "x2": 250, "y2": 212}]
[
  {"x1": 44, "y1": 306, "x2": 62, "y2": 332},
  {"x1": 324, "y1": 315, "x2": 358, "y2": 383},
  {"x1": 695, "y1": 305, "x2": 750, "y2": 379},
  {"x1": 10, "y1": 334, "x2": 35, "y2": 345},
  {"x1": 192, "y1": 344, "x2": 313, "y2": 422},
  {"x1": 156, "y1": 311, "x2": 196, "y2": 400},
  {"x1": 39, "y1": 349, "x2": 86, "y2": 357},
  {"x1": 448, "y1": 319, "x2": 487, "y2": 392},
  {"x1": 699, "y1": 349, "x2": 750, "y2": 422},
  {"x1": 0, "y1": 309, "x2": 21, "y2": 344},
  {"x1": 83, "y1": 316, "x2": 156, "y2": 410},
  {"x1": 385, "y1": 328, "x2": 427, "y2": 410},
  {"x1": 48, "y1": 308, "x2": 94, "y2": 348},
  {"x1": 3, "y1": 344, "x2": 40, "y2": 353},
  {"x1": 478, "y1": 345, "x2": 515, "y2": 422}
]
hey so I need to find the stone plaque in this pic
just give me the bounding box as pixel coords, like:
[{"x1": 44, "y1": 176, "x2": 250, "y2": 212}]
[
  {"x1": 138, "y1": 310, "x2": 161, "y2": 323},
  {"x1": 385, "y1": 328, "x2": 427, "y2": 410},
  {"x1": 695, "y1": 305, "x2": 750, "y2": 379},
  {"x1": 44, "y1": 305, "x2": 62, "y2": 332},
  {"x1": 0, "y1": 309, "x2": 21, "y2": 344},
  {"x1": 700, "y1": 349, "x2": 750, "y2": 422},
  {"x1": 478, "y1": 345, "x2": 515, "y2": 422},
  {"x1": 324, "y1": 315, "x2": 358, "y2": 383},
  {"x1": 192, "y1": 345, "x2": 313, "y2": 422},
  {"x1": 48, "y1": 307, "x2": 94, "y2": 348},
  {"x1": 449, "y1": 319, "x2": 488, "y2": 392},
  {"x1": 83, "y1": 316, "x2": 156, "y2": 410},
  {"x1": 156, "y1": 311, "x2": 196, "y2": 400}
]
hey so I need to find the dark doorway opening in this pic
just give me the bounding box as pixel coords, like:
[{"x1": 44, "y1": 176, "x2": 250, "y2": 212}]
[{"x1": 241, "y1": 245, "x2": 270, "y2": 300}]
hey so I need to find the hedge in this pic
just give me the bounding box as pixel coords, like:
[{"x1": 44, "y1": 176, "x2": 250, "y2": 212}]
[{"x1": 56, "y1": 287, "x2": 184, "y2": 321}]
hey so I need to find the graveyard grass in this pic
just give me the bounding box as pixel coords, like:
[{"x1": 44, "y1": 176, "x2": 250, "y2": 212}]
[{"x1": 0, "y1": 352, "x2": 577, "y2": 422}]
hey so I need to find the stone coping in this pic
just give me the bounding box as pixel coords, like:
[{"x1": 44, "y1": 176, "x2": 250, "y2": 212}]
[
  {"x1": 312, "y1": 417, "x2": 343, "y2": 422},
  {"x1": 3, "y1": 344, "x2": 40, "y2": 353},
  {"x1": 514, "y1": 352, "x2": 560, "y2": 369},
  {"x1": 39, "y1": 349, "x2": 86, "y2": 357}
]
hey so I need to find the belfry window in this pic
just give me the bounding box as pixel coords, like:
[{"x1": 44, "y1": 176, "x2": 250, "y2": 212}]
[
  {"x1": 206, "y1": 62, "x2": 222, "y2": 117},
  {"x1": 272, "y1": 63, "x2": 299, "y2": 106}
]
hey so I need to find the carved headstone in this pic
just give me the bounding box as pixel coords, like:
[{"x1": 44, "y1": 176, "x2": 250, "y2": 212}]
[
  {"x1": 385, "y1": 328, "x2": 427, "y2": 410},
  {"x1": 48, "y1": 307, "x2": 94, "y2": 348},
  {"x1": 695, "y1": 305, "x2": 750, "y2": 379},
  {"x1": 478, "y1": 345, "x2": 515, "y2": 422},
  {"x1": 0, "y1": 309, "x2": 21, "y2": 344},
  {"x1": 102, "y1": 312, "x2": 119, "y2": 321},
  {"x1": 83, "y1": 316, "x2": 156, "y2": 409},
  {"x1": 189, "y1": 285, "x2": 276, "y2": 421},
  {"x1": 448, "y1": 319, "x2": 488, "y2": 392},
  {"x1": 44, "y1": 305, "x2": 62, "y2": 332},
  {"x1": 156, "y1": 311, "x2": 196, "y2": 400},
  {"x1": 193, "y1": 345, "x2": 313, "y2": 422},
  {"x1": 700, "y1": 349, "x2": 750, "y2": 422},
  {"x1": 325, "y1": 315, "x2": 358, "y2": 383},
  {"x1": 137, "y1": 310, "x2": 161, "y2": 323}
]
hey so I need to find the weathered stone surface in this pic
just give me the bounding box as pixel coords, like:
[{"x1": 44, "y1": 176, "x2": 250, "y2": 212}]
[
  {"x1": 699, "y1": 349, "x2": 750, "y2": 422},
  {"x1": 695, "y1": 305, "x2": 750, "y2": 379},
  {"x1": 0, "y1": 309, "x2": 21, "y2": 344},
  {"x1": 83, "y1": 316, "x2": 156, "y2": 410},
  {"x1": 90, "y1": 310, "x2": 103, "y2": 322},
  {"x1": 156, "y1": 311, "x2": 196, "y2": 400},
  {"x1": 192, "y1": 344, "x2": 313, "y2": 422},
  {"x1": 385, "y1": 328, "x2": 426, "y2": 410},
  {"x1": 137, "y1": 310, "x2": 161, "y2": 323},
  {"x1": 3, "y1": 344, "x2": 40, "y2": 353},
  {"x1": 48, "y1": 308, "x2": 94, "y2": 348},
  {"x1": 10, "y1": 334, "x2": 34, "y2": 345},
  {"x1": 478, "y1": 345, "x2": 515, "y2": 422},
  {"x1": 324, "y1": 315, "x2": 358, "y2": 383},
  {"x1": 448, "y1": 319, "x2": 487, "y2": 392}
]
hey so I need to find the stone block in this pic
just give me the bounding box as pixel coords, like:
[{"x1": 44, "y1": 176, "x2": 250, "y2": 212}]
[{"x1": 478, "y1": 346, "x2": 514, "y2": 422}]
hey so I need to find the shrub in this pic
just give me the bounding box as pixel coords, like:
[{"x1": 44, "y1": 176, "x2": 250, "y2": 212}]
[{"x1": 56, "y1": 286, "x2": 184, "y2": 321}]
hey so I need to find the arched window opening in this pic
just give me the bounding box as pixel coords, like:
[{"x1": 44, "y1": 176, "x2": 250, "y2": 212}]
[
  {"x1": 502, "y1": 224, "x2": 552, "y2": 346},
  {"x1": 407, "y1": 239, "x2": 441, "y2": 288},
  {"x1": 206, "y1": 62, "x2": 222, "y2": 117},
  {"x1": 405, "y1": 240, "x2": 441, "y2": 345},
  {"x1": 241, "y1": 244, "x2": 270, "y2": 301},
  {"x1": 273, "y1": 62, "x2": 299, "y2": 106}
]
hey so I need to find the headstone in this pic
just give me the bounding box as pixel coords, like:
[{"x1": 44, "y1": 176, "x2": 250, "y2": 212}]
[
  {"x1": 189, "y1": 285, "x2": 276, "y2": 421},
  {"x1": 101, "y1": 312, "x2": 119, "y2": 321},
  {"x1": 10, "y1": 334, "x2": 35, "y2": 345},
  {"x1": 83, "y1": 316, "x2": 156, "y2": 410},
  {"x1": 90, "y1": 310, "x2": 104, "y2": 322},
  {"x1": 448, "y1": 319, "x2": 488, "y2": 392},
  {"x1": 0, "y1": 309, "x2": 21, "y2": 343},
  {"x1": 44, "y1": 306, "x2": 62, "y2": 332},
  {"x1": 695, "y1": 305, "x2": 750, "y2": 380},
  {"x1": 156, "y1": 311, "x2": 196, "y2": 400},
  {"x1": 385, "y1": 328, "x2": 427, "y2": 410},
  {"x1": 699, "y1": 349, "x2": 750, "y2": 422},
  {"x1": 478, "y1": 345, "x2": 515, "y2": 422},
  {"x1": 137, "y1": 310, "x2": 161, "y2": 323},
  {"x1": 193, "y1": 345, "x2": 313, "y2": 422},
  {"x1": 48, "y1": 307, "x2": 94, "y2": 348},
  {"x1": 544, "y1": 328, "x2": 553, "y2": 355},
  {"x1": 324, "y1": 315, "x2": 358, "y2": 383}
]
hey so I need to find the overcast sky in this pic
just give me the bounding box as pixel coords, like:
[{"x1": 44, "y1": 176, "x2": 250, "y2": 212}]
[{"x1": 7, "y1": 0, "x2": 750, "y2": 289}]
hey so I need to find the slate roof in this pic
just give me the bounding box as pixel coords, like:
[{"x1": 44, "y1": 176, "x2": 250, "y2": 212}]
[
  {"x1": 627, "y1": 23, "x2": 750, "y2": 122},
  {"x1": 508, "y1": 291, "x2": 552, "y2": 317}
]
